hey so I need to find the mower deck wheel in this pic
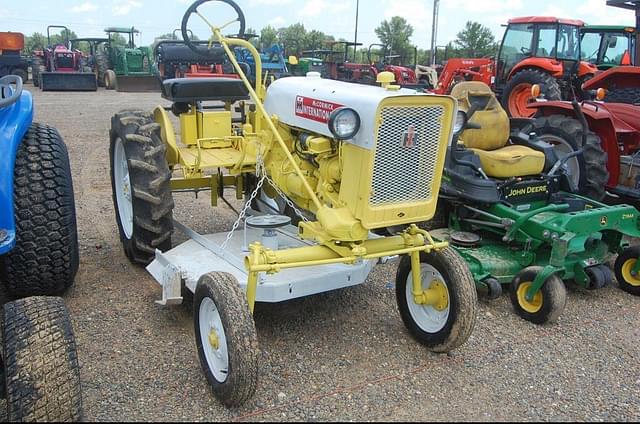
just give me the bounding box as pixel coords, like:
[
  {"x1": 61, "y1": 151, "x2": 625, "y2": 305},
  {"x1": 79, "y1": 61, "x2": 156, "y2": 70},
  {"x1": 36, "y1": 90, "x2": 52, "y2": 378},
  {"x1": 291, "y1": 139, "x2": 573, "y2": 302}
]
[
  {"x1": 614, "y1": 246, "x2": 640, "y2": 296},
  {"x1": 510, "y1": 267, "x2": 567, "y2": 325},
  {"x1": 396, "y1": 248, "x2": 478, "y2": 353},
  {"x1": 194, "y1": 272, "x2": 259, "y2": 408}
]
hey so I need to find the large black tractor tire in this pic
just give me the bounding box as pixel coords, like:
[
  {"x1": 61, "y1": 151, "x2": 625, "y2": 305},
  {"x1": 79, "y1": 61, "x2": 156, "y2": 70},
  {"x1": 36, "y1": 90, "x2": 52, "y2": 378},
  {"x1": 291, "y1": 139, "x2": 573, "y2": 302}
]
[
  {"x1": 95, "y1": 51, "x2": 110, "y2": 88},
  {"x1": 1, "y1": 124, "x2": 79, "y2": 298},
  {"x1": 31, "y1": 57, "x2": 44, "y2": 88},
  {"x1": 194, "y1": 272, "x2": 259, "y2": 408},
  {"x1": 605, "y1": 88, "x2": 640, "y2": 105},
  {"x1": 396, "y1": 248, "x2": 478, "y2": 353},
  {"x1": 502, "y1": 69, "x2": 562, "y2": 118},
  {"x1": 11, "y1": 68, "x2": 28, "y2": 84},
  {"x1": 3, "y1": 297, "x2": 82, "y2": 422},
  {"x1": 110, "y1": 110, "x2": 174, "y2": 266},
  {"x1": 525, "y1": 115, "x2": 609, "y2": 201}
]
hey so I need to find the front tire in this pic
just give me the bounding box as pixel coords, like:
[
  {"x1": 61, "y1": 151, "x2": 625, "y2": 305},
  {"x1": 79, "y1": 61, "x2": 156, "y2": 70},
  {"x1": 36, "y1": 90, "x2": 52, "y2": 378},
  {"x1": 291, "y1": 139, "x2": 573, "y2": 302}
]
[
  {"x1": 3, "y1": 297, "x2": 82, "y2": 421},
  {"x1": 1, "y1": 124, "x2": 79, "y2": 297},
  {"x1": 105, "y1": 70, "x2": 117, "y2": 90},
  {"x1": 614, "y1": 246, "x2": 640, "y2": 296},
  {"x1": 526, "y1": 115, "x2": 609, "y2": 201},
  {"x1": 510, "y1": 267, "x2": 567, "y2": 325},
  {"x1": 194, "y1": 272, "x2": 259, "y2": 408},
  {"x1": 396, "y1": 248, "x2": 478, "y2": 353},
  {"x1": 502, "y1": 69, "x2": 562, "y2": 118},
  {"x1": 109, "y1": 110, "x2": 174, "y2": 265}
]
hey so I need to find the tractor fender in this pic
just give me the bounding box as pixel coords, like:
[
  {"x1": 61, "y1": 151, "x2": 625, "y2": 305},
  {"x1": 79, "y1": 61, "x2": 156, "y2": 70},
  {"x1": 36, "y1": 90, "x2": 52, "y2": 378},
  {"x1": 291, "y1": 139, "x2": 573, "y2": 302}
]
[
  {"x1": 582, "y1": 67, "x2": 640, "y2": 91},
  {"x1": 529, "y1": 100, "x2": 640, "y2": 189},
  {"x1": 509, "y1": 59, "x2": 564, "y2": 80},
  {"x1": 0, "y1": 89, "x2": 33, "y2": 255}
]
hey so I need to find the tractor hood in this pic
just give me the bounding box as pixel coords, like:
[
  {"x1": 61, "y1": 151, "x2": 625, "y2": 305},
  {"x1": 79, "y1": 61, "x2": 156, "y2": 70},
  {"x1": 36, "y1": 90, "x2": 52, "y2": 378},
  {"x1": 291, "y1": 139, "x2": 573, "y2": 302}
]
[{"x1": 264, "y1": 74, "x2": 445, "y2": 150}]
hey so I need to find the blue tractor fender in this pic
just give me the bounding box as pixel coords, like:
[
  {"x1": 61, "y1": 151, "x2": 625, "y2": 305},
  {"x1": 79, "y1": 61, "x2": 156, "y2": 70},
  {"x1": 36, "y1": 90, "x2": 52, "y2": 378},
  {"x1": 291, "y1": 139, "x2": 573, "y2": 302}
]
[{"x1": 0, "y1": 89, "x2": 33, "y2": 255}]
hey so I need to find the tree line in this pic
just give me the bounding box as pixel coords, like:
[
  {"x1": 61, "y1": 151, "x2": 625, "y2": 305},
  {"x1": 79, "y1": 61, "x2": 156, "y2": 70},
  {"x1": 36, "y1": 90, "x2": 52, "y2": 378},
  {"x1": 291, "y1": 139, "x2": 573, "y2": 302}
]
[{"x1": 21, "y1": 18, "x2": 498, "y2": 65}]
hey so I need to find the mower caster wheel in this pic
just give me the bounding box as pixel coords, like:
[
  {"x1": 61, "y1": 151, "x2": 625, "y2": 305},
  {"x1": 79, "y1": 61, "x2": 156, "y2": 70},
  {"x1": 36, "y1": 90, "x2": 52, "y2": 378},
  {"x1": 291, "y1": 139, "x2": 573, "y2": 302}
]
[
  {"x1": 510, "y1": 267, "x2": 567, "y2": 325},
  {"x1": 484, "y1": 278, "x2": 503, "y2": 300},
  {"x1": 396, "y1": 248, "x2": 478, "y2": 353},
  {"x1": 194, "y1": 272, "x2": 259, "y2": 408},
  {"x1": 614, "y1": 247, "x2": 640, "y2": 296},
  {"x1": 585, "y1": 266, "x2": 609, "y2": 290}
]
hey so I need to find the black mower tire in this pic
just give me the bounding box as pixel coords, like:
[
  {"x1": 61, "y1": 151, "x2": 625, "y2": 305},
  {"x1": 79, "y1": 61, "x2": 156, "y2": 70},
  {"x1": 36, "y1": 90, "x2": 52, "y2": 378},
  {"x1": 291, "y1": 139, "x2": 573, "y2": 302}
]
[
  {"x1": 605, "y1": 87, "x2": 640, "y2": 105},
  {"x1": 194, "y1": 272, "x2": 259, "y2": 408},
  {"x1": 1, "y1": 124, "x2": 79, "y2": 297},
  {"x1": 3, "y1": 297, "x2": 82, "y2": 422},
  {"x1": 110, "y1": 110, "x2": 174, "y2": 266},
  {"x1": 95, "y1": 51, "x2": 110, "y2": 87},
  {"x1": 396, "y1": 248, "x2": 478, "y2": 353},
  {"x1": 510, "y1": 267, "x2": 567, "y2": 325},
  {"x1": 502, "y1": 69, "x2": 562, "y2": 117},
  {"x1": 526, "y1": 115, "x2": 609, "y2": 201},
  {"x1": 614, "y1": 246, "x2": 640, "y2": 296}
]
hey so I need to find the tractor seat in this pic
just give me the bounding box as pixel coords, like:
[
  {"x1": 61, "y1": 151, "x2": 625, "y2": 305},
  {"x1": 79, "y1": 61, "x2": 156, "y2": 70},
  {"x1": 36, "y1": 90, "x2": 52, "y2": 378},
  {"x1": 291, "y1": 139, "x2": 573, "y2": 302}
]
[
  {"x1": 161, "y1": 78, "x2": 250, "y2": 103},
  {"x1": 451, "y1": 81, "x2": 545, "y2": 179}
]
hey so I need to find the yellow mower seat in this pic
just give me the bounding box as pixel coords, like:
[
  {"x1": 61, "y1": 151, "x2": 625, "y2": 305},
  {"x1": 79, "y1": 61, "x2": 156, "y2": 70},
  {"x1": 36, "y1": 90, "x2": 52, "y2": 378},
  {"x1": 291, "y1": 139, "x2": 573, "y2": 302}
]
[
  {"x1": 451, "y1": 81, "x2": 546, "y2": 179},
  {"x1": 470, "y1": 145, "x2": 545, "y2": 179}
]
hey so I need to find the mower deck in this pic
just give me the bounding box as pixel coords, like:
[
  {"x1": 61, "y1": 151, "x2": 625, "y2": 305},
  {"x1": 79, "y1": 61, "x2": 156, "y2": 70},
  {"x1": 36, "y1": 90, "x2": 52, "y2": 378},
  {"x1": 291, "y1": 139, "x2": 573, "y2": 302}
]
[
  {"x1": 147, "y1": 221, "x2": 377, "y2": 306},
  {"x1": 40, "y1": 72, "x2": 97, "y2": 91}
]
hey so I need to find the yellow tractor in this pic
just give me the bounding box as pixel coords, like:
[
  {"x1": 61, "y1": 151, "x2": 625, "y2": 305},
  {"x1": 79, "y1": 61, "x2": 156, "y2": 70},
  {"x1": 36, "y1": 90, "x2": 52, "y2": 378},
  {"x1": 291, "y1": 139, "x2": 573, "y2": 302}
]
[{"x1": 109, "y1": 0, "x2": 478, "y2": 407}]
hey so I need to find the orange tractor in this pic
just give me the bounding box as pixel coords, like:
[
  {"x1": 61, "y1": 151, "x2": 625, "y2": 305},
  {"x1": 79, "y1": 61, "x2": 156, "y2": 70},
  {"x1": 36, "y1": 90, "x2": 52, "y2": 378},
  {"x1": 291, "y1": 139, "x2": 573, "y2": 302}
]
[{"x1": 429, "y1": 17, "x2": 598, "y2": 117}]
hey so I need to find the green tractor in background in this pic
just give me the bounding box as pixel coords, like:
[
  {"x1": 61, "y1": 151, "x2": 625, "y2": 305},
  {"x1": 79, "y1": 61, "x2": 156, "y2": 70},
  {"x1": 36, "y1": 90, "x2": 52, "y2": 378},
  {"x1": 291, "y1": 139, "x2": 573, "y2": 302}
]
[
  {"x1": 96, "y1": 27, "x2": 160, "y2": 92},
  {"x1": 581, "y1": 25, "x2": 636, "y2": 69}
]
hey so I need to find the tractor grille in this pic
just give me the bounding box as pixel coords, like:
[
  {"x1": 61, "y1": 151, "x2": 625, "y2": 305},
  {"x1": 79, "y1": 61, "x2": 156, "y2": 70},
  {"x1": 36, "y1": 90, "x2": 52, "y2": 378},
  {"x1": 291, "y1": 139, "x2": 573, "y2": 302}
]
[{"x1": 370, "y1": 105, "x2": 446, "y2": 206}]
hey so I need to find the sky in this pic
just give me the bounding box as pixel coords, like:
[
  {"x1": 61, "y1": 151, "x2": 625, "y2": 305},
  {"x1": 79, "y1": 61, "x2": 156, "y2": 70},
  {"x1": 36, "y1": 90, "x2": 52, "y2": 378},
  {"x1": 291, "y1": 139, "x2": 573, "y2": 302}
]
[{"x1": 1, "y1": 0, "x2": 637, "y2": 50}]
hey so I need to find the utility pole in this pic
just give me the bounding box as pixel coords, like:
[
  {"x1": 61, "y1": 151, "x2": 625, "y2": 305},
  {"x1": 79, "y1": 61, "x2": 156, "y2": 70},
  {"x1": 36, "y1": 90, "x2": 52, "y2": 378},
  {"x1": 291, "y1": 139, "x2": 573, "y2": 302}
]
[
  {"x1": 354, "y1": 0, "x2": 360, "y2": 61},
  {"x1": 430, "y1": 0, "x2": 440, "y2": 66}
]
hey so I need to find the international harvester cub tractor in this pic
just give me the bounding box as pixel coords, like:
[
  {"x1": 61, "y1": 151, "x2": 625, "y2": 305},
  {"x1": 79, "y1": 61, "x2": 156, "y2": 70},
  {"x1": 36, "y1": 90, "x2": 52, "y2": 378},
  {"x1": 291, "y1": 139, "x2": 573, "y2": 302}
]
[
  {"x1": 109, "y1": 0, "x2": 478, "y2": 407},
  {"x1": 431, "y1": 81, "x2": 640, "y2": 325},
  {"x1": 32, "y1": 25, "x2": 98, "y2": 91}
]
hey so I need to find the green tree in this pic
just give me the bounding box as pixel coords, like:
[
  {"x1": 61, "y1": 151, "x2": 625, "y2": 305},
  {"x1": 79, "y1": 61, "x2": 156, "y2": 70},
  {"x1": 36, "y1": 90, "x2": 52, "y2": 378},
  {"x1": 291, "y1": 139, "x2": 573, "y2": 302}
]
[
  {"x1": 24, "y1": 33, "x2": 47, "y2": 54},
  {"x1": 260, "y1": 25, "x2": 278, "y2": 51},
  {"x1": 453, "y1": 21, "x2": 497, "y2": 58},
  {"x1": 278, "y1": 23, "x2": 306, "y2": 54},
  {"x1": 374, "y1": 17, "x2": 414, "y2": 63}
]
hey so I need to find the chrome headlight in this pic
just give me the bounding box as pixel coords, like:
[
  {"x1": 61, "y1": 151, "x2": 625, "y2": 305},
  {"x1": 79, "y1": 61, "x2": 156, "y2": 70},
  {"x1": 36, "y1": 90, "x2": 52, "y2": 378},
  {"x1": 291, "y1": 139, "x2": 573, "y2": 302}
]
[
  {"x1": 453, "y1": 110, "x2": 468, "y2": 136},
  {"x1": 329, "y1": 108, "x2": 361, "y2": 140}
]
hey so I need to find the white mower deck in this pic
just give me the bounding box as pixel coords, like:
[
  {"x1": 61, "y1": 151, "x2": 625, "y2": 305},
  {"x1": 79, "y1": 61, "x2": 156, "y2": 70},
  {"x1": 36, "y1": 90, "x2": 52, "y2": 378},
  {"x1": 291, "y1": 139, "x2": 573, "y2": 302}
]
[{"x1": 147, "y1": 221, "x2": 377, "y2": 306}]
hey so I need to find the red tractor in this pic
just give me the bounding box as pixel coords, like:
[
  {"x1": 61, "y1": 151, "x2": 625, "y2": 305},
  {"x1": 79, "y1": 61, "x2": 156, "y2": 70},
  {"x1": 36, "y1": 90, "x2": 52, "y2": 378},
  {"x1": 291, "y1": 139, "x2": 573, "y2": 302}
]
[
  {"x1": 32, "y1": 26, "x2": 97, "y2": 91},
  {"x1": 367, "y1": 44, "x2": 426, "y2": 90},
  {"x1": 428, "y1": 17, "x2": 598, "y2": 118}
]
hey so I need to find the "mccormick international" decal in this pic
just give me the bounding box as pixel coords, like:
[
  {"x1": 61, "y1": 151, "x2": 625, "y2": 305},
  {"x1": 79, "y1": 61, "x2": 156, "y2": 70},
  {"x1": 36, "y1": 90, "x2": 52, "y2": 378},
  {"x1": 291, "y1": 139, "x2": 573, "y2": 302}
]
[{"x1": 295, "y1": 96, "x2": 343, "y2": 124}]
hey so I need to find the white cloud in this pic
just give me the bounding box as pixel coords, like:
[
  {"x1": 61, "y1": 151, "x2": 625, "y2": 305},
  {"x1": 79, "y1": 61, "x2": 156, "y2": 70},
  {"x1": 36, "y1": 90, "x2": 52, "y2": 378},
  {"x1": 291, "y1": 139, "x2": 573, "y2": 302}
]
[
  {"x1": 298, "y1": 0, "x2": 351, "y2": 18},
  {"x1": 269, "y1": 16, "x2": 286, "y2": 26},
  {"x1": 250, "y1": 0, "x2": 293, "y2": 5},
  {"x1": 112, "y1": 0, "x2": 142, "y2": 16},
  {"x1": 71, "y1": 2, "x2": 97, "y2": 13},
  {"x1": 443, "y1": 0, "x2": 524, "y2": 14}
]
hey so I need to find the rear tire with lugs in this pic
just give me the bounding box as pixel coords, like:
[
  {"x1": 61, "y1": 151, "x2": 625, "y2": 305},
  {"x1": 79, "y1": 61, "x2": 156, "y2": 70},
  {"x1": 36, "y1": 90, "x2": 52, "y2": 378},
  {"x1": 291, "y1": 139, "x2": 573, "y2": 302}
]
[
  {"x1": 502, "y1": 69, "x2": 562, "y2": 118},
  {"x1": 605, "y1": 87, "x2": 640, "y2": 105},
  {"x1": 109, "y1": 110, "x2": 174, "y2": 265},
  {"x1": 3, "y1": 297, "x2": 82, "y2": 422}
]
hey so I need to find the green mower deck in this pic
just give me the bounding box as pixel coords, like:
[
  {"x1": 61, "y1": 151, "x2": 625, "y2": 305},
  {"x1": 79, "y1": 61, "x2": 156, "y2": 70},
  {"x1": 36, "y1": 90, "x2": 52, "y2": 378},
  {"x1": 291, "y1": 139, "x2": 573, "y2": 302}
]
[{"x1": 433, "y1": 193, "x2": 640, "y2": 323}]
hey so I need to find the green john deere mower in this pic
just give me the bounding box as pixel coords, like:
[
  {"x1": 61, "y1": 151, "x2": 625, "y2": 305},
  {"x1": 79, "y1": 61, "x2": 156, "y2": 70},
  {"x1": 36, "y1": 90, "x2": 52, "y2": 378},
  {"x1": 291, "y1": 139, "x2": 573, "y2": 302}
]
[{"x1": 431, "y1": 81, "x2": 640, "y2": 324}]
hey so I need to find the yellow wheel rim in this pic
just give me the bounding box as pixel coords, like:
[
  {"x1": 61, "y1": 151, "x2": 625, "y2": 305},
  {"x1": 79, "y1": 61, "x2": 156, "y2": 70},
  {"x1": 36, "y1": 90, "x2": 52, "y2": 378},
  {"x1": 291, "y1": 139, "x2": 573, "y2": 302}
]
[
  {"x1": 517, "y1": 282, "x2": 543, "y2": 314},
  {"x1": 621, "y1": 259, "x2": 640, "y2": 287}
]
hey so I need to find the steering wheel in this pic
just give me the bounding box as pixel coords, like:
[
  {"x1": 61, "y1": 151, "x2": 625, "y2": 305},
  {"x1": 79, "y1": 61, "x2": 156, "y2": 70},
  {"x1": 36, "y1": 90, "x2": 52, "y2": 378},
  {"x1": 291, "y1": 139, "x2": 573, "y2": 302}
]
[
  {"x1": 520, "y1": 47, "x2": 532, "y2": 56},
  {"x1": 181, "y1": 0, "x2": 246, "y2": 58},
  {"x1": 0, "y1": 75, "x2": 24, "y2": 109}
]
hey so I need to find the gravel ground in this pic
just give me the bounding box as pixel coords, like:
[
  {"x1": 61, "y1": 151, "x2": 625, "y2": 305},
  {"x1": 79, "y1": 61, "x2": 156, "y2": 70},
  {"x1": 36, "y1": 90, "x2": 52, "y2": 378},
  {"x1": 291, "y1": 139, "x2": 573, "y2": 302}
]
[{"x1": 19, "y1": 86, "x2": 640, "y2": 421}]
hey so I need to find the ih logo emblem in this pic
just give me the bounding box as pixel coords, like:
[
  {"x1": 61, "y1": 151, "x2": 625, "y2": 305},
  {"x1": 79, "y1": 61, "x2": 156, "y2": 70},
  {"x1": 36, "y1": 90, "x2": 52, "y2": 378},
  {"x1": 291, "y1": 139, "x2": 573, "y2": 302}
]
[{"x1": 402, "y1": 125, "x2": 417, "y2": 148}]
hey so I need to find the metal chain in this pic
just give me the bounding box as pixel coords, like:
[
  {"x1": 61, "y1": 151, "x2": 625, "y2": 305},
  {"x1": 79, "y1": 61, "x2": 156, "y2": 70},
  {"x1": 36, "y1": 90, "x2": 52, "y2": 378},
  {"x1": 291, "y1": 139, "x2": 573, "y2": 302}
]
[{"x1": 219, "y1": 144, "x2": 310, "y2": 251}]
